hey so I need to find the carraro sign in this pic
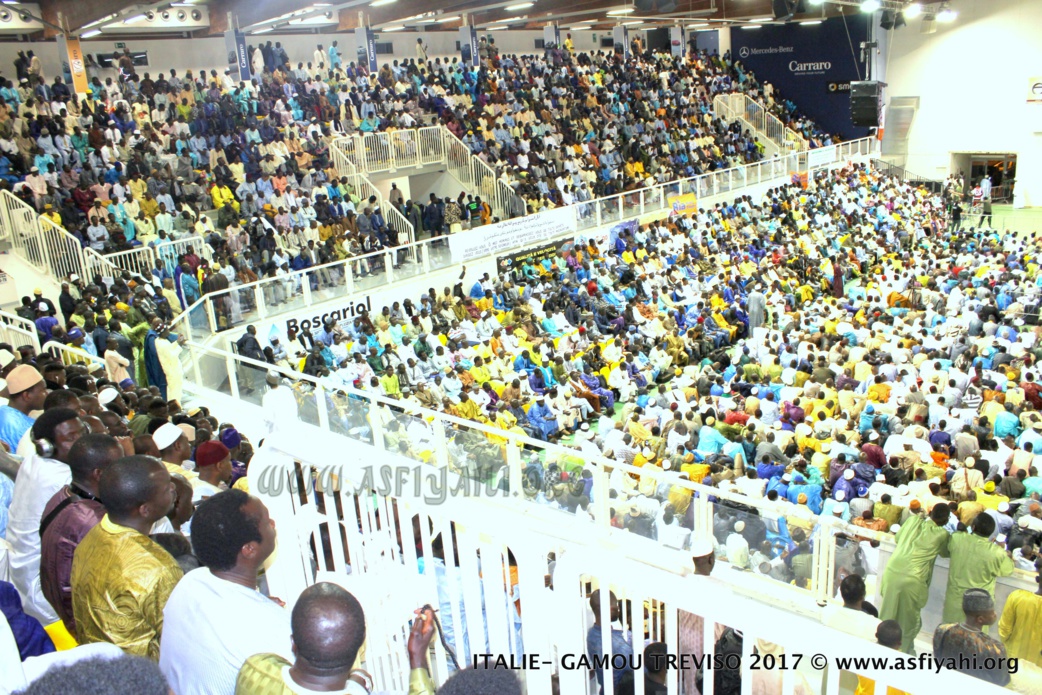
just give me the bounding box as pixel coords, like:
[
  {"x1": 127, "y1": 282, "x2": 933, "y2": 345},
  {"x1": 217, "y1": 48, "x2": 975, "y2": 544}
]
[{"x1": 448, "y1": 207, "x2": 577, "y2": 263}]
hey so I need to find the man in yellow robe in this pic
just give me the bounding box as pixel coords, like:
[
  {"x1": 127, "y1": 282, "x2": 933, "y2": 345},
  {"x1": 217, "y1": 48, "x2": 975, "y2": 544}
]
[{"x1": 71, "y1": 457, "x2": 183, "y2": 659}]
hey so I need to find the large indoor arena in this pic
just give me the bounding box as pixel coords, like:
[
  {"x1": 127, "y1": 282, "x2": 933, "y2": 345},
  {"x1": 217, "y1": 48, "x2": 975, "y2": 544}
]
[{"x1": 0, "y1": 0, "x2": 1040, "y2": 693}]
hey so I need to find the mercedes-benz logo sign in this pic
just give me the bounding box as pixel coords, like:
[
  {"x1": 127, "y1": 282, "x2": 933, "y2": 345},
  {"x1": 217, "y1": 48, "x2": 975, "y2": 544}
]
[{"x1": 739, "y1": 46, "x2": 750, "y2": 58}]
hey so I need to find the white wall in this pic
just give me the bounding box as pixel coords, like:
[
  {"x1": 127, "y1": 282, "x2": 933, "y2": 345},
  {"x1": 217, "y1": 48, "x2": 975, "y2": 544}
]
[
  {"x1": 0, "y1": 28, "x2": 606, "y2": 82},
  {"x1": 885, "y1": 0, "x2": 1042, "y2": 207}
]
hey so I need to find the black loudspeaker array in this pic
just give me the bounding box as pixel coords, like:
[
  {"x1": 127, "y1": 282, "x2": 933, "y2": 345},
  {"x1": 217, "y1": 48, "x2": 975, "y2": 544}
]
[{"x1": 850, "y1": 80, "x2": 884, "y2": 127}]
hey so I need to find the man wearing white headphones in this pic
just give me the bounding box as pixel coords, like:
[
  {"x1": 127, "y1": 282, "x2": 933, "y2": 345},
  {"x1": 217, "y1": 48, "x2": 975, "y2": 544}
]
[{"x1": 7, "y1": 407, "x2": 88, "y2": 625}]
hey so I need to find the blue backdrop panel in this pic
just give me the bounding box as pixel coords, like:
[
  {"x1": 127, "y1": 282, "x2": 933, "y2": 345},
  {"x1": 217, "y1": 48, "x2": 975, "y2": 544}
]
[{"x1": 730, "y1": 15, "x2": 872, "y2": 141}]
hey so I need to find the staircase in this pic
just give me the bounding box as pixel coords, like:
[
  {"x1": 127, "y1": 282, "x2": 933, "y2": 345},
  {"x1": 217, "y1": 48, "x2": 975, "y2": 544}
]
[
  {"x1": 715, "y1": 93, "x2": 809, "y2": 154},
  {"x1": 714, "y1": 94, "x2": 782, "y2": 159},
  {"x1": 332, "y1": 125, "x2": 526, "y2": 222},
  {"x1": 0, "y1": 189, "x2": 215, "y2": 303}
]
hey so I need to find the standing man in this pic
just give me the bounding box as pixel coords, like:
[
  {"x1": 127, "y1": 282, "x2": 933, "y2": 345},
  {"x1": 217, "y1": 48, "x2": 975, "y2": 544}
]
[
  {"x1": 7, "y1": 407, "x2": 87, "y2": 625},
  {"x1": 942, "y1": 513, "x2": 1014, "y2": 624},
  {"x1": 71, "y1": 456, "x2": 182, "y2": 658},
  {"x1": 979, "y1": 197, "x2": 993, "y2": 228},
  {"x1": 261, "y1": 371, "x2": 297, "y2": 436},
  {"x1": 998, "y1": 560, "x2": 1042, "y2": 667},
  {"x1": 40, "y1": 434, "x2": 125, "y2": 635},
  {"x1": 879, "y1": 504, "x2": 952, "y2": 653},
  {"x1": 235, "y1": 583, "x2": 377, "y2": 694},
  {"x1": 747, "y1": 283, "x2": 766, "y2": 332},
  {"x1": 160, "y1": 490, "x2": 290, "y2": 694},
  {"x1": 933, "y1": 589, "x2": 1011, "y2": 686},
  {"x1": 0, "y1": 365, "x2": 47, "y2": 451},
  {"x1": 587, "y1": 589, "x2": 633, "y2": 691},
  {"x1": 235, "y1": 325, "x2": 266, "y2": 395}
]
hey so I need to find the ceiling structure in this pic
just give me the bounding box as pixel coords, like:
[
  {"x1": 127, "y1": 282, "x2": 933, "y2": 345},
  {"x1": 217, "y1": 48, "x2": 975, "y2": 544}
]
[{"x1": 11, "y1": 0, "x2": 933, "y2": 39}]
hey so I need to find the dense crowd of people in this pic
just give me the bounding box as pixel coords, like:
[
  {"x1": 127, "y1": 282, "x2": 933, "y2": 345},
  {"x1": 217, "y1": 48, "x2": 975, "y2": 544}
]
[
  {"x1": 0, "y1": 37, "x2": 833, "y2": 279},
  {"x1": 2, "y1": 35, "x2": 1040, "y2": 695},
  {"x1": 233, "y1": 159, "x2": 1042, "y2": 689}
]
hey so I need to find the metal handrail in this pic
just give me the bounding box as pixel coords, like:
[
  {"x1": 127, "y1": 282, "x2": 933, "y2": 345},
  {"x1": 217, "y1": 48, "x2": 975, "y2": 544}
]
[
  {"x1": 0, "y1": 309, "x2": 42, "y2": 352},
  {"x1": 170, "y1": 136, "x2": 877, "y2": 338},
  {"x1": 0, "y1": 190, "x2": 90, "y2": 283}
]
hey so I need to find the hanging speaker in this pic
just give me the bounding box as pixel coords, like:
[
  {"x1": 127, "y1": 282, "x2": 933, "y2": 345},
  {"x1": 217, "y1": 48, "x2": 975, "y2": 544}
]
[{"x1": 850, "y1": 81, "x2": 883, "y2": 127}]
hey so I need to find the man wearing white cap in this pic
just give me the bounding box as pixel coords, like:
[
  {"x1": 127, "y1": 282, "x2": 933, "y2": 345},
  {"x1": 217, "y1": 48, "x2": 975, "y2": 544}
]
[
  {"x1": 822, "y1": 489, "x2": 852, "y2": 521},
  {"x1": 725, "y1": 520, "x2": 750, "y2": 569},
  {"x1": 153, "y1": 422, "x2": 197, "y2": 482},
  {"x1": 679, "y1": 537, "x2": 720, "y2": 694},
  {"x1": 261, "y1": 370, "x2": 297, "y2": 436}
]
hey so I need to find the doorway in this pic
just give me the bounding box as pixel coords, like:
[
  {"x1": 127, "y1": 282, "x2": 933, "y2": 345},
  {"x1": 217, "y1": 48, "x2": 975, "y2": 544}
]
[{"x1": 950, "y1": 152, "x2": 1017, "y2": 203}]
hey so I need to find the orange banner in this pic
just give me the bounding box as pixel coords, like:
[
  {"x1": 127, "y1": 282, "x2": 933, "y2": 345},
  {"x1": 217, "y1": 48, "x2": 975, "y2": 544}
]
[{"x1": 62, "y1": 36, "x2": 90, "y2": 96}]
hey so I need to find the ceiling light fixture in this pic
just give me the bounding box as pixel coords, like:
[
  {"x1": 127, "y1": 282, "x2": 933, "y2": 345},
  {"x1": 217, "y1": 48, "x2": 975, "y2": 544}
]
[
  {"x1": 808, "y1": 0, "x2": 825, "y2": 4},
  {"x1": 123, "y1": 13, "x2": 147, "y2": 24},
  {"x1": 381, "y1": 24, "x2": 405, "y2": 30},
  {"x1": 607, "y1": 7, "x2": 635, "y2": 15},
  {"x1": 505, "y1": 2, "x2": 534, "y2": 10},
  {"x1": 800, "y1": 19, "x2": 822, "y2": 25},
  {"x1": 82, "y1": 13, "x2": 117, "y2": 28},
  {"x1": 253, "y1": 26, "x2": 273, "y2": 33},
  {"x1": 436, "y1": 15, "x2": 459, "y2": 22},
  {"x1": 370, "y1": 0, "x2": 397, "y2": 6},
  {"x1": 486, "y1": 25, "x2": 507, "y2": 30},
  {"x1": 568, "y1": 26, "x2": 589, "y2": 30},
  {"x1": 750, "y1": 17, "x2": 771, "y2": 22},
  {"x1": 936, "y1": 3, "x2": 956, "y2": 21},
  {"x1": 860, "y1": 0, "x2": 881, "y2": 12},
  {"x1": 687, "y1": 23, "x2": 708, "y2": 28},
  {"x1": 741, "y1": 24, "x2": 761, "y2": 29},
  {"x1": 902, "y1": 2, "x2": 922, "y2": 18},
  {"x1": 81, "y1": 29, "x2": 102, "y2": 37}
]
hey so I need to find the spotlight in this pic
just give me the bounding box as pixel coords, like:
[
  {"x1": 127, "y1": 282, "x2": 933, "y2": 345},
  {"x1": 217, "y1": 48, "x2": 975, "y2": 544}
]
[
  {"x1": 902, "y1": 2, "x2": 922, "y2": 19},
  {"x1": 860, "y1": 0, "x2": 881, "y2": 12},
  {"x1": 936, "y1": 3, "x2": 956, "y2": 21}
]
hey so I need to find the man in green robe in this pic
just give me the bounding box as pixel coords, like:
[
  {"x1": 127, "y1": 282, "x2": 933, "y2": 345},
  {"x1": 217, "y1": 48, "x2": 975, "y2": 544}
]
[
  {"x1": 942, "y1": 512, "x2": 1015, "y2": 625},
  {"x1": 879, "y1": 504, "x2": 952, "y2": 653}
]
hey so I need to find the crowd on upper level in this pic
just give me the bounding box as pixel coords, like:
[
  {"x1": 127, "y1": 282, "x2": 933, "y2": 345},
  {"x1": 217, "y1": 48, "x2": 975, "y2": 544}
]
[{"x1": 0, "y1": 36, "x2": 836, "y2": 271}]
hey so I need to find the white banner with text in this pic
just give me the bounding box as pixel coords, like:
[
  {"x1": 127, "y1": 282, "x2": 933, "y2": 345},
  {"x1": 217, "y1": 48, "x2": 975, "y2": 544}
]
[{"x1": 447, "y1": 207, "x2": 577, "y2": 263}]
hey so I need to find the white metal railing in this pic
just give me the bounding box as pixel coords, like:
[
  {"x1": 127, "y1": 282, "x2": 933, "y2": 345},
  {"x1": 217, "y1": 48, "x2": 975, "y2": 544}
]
[
  {"x1": 80, "y1": 236, "x2": 214, "y2": 285},
  {"x1": 341, "y1": 125, "x2": 444, "y2": 174},
  {"x1": 191, "y1": 342, "x2": 1004, "y2": 695},
  {"x1": 332, "y1": 144, "x2": 417, "y2": 256},
  {"x1": 439, "y1": 128, "x2": 525, "y2": 221},
  {"x1": 0, "y1": 190, "x2": 89, "y2": 283},
  {"x1": 336, "y1": 125, "x2": 526, "y2": 222},
  {"x1": 720, "y1": 93, "x2": 810, "y2": 153},
  {"x1": 42, "y1": 338, "x2": 105, "y2": 368},
  {"x1": 170, "y1": 137, "x2": 877, "y2": 341},
  {"x1": 84, "y1": 245, "x2": 150, "y2": 280},
  {"x1": 0, "y1": 309, "x2": 41, "y2": 352},
  {"x1": 713, "y1": 94, "x2": 781, "y2": 160}
]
